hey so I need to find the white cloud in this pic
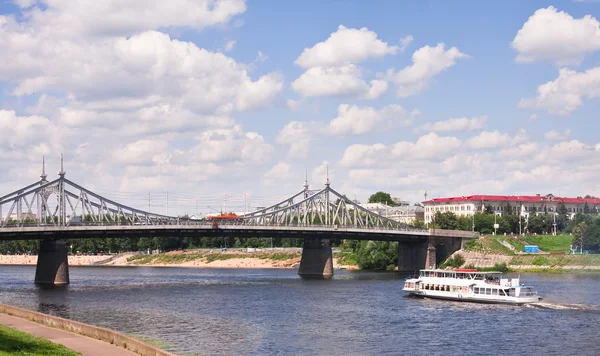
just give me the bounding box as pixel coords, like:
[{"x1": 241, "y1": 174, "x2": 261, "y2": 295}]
[
  {"x1": 294, "y1": 25, "x2": 398, "y2": 68},
  {"x1": 339, "y1": 144, "x2": 387, "y2": 167},
  {"x1": 291, "y1": 65, "x2": 387, "y2": 99},
  {"x1": 392, "y1": 133, "x2": 462, "y2": 159},
  {"x1": 544, "y1": 129, "x2": 571, "y2": 140},
  {"x1": 399, "y1": 35, "x2": 414, "y2": 52},
  {"x1": 466, "y1": 131, "x2": 512, "y2": 149},
  {"x1": 112, "y1": 139, "x2": 170, "y2": 165},
  {"x1": 0, "y1": 110, "x2": 58, "y2": 149},
  {"x1": 386, "y1": 43, "x2": 467, "y2": 97},
  {"x1": 223, "y1": 40, "x2": 236, "y2": 52},
  {"x1": 255, "y1": 51, "x2": 268, "y2": 63},
  {"x1": 519, "y1": 67, "x2": 600, "y2": 115},
  {"x1": 328, "y1": 104, "x2": 418, "y2": 135},
  {"x1": 512, "y1": 6, "x2": 600, "y2": 65},
  {"x1": 312, "y1": 161, "x2": 335, "y2": 185},
  {"x1": 276, "y1": 121, "x2": 320, "y2": 158},
  {"x1": 420, "y1": 116, "x2": 487, "y2": 132},
  {"x1": 20, "y1": 0, "x2": 247, "y2": 37},
  {"x1": 264, "y1": 161, "x2": 292, "y2": 184}
]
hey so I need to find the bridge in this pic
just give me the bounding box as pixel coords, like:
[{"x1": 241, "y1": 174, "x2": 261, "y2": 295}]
[{"x1": 0, "y1": 158, "x2": 477, "y2": 285}]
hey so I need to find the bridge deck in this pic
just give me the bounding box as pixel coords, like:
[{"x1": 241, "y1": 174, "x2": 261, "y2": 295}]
[{"x1": 0, "y1": 224, "x2": 476, "y2": 242}]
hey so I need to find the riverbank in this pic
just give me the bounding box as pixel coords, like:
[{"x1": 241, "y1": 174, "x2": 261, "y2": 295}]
[
  {"x1": 0, "y1": 323, "x2": 80, "y2": 356},
  {"x1": 451, "y1": 234, "x2": 600, "y2": 272},
  {"x1": 0, "y1": 251, "x2": 359, "y2": 270},
  {"x1": 0, "y1": 304, "x2": 173, "y2": 356}
]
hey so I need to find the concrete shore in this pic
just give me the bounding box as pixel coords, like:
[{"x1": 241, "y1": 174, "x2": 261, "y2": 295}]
[{"x1": 0, "y1": 304, "x2": 175, "y2": 356}]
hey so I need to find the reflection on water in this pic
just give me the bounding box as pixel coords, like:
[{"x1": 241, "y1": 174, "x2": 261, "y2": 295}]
[{"x1": 1, "y1": 266, "x2": 599, "y2": 355}]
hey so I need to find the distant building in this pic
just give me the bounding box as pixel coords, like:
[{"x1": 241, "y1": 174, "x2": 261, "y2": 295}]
[
  {"x1": 360, "y1": 203, "x2": 424, "y2": 224},
  {"x1": 423, "y1": 193, "x2": 600, "y2": 224}
]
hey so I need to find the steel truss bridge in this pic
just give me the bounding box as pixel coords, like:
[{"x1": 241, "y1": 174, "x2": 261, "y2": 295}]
[{"x1": 0, "y1": 163, "x2": 475, "y2": 242}]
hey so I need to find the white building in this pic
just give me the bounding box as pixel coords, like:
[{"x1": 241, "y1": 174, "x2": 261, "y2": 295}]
[
  {"x1": 360, "y1": 203, "x2": 424, "y2": 224},
  {"x1": 423, "y1": 194, "x2": 600, "y2": 224}
]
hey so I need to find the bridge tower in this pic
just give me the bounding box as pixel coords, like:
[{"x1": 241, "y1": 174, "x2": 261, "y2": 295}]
[{"x1": 35, "y1": 154, "x2": 70, "y2": 285}]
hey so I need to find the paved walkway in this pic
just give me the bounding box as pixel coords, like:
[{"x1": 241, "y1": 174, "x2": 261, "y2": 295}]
[{"x1": 0, "y1": 313, "x2": 136, "y2": 356}]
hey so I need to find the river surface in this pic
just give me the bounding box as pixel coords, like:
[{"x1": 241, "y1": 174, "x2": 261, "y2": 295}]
[{"x1": 0, "y1": 266, "x2": 599, "y2": 356}]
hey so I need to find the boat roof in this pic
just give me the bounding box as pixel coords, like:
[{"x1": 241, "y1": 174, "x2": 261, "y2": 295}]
[{"x1": 420, "y1": 269, "x2": 504, "y2": 275}]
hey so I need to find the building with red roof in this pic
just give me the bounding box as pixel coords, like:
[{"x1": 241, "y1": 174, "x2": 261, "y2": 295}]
[{"x1": 423, "y1": 193, "x2": 600, "y2": 224}]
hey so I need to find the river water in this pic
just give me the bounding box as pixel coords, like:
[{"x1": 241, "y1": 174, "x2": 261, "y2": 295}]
[{"x1": 0, "y1": 266, "x2": 598, "y2": 356}]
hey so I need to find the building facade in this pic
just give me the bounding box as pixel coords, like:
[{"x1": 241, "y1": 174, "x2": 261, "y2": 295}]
[
  {"x1": 360, "y1": 203, "x2": 424, "y2": 224},
  {"x1": 423, "y1": 194, "x2": 600, "y2": 224}
]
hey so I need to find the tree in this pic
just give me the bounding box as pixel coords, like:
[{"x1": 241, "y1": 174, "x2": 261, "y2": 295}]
[
  {"x1": 356, "y1": 241, "x2": 398, "y2": 270},
  {"x1": 583, "y1": 221, "x2": 600, "y2": 252},
  {"x1": 557, "y1": 202, "x2": 568, "y2": 231},
  {"x1": 434, "y1": 211, "x2": 458, "y2": 230},
  {"x1": 368, "y1": 192, "x2": 397, "y2": 206},
  {"x1": 484, "y1": 205, "x2": 494, "y2": 215},
  {"x1": 572, "y1": 222, "x2": 587, "y2": 252},
  {"x1": 503, "y1": 201, "x2": 513, "y2": 215},
  {"x1": 584, "y1": 202, "x2": 591, "y2": 214}
]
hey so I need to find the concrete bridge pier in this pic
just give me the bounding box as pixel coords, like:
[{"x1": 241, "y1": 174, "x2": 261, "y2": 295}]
[
  {"x1": 298, "y1": 238, "x2": 333, "y2": 279},
  {"x1": 35, "y1": 239, "x2": 70, "y2": 285},
  {"x1": 397, "y1": 241, "x2": 427, "y2": 273}
]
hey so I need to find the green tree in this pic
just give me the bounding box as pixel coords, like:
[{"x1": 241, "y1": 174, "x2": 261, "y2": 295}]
[
  {"x1": 434, "y1": 211, "x2": 458, "y2": 230},
  {"x1": 503, "y1": 201, "x2": 513, "y2": 215},
  {"x1": 584, "y1": 202, "x2": 591, "y2": 214},
  {"x1": 583, "y1": 220, "x2": 600, "y2": 252},
  {"x1": 356, "y1": 241, "x2": 398, "y2": 270},
  {"x1": 572, "y1": 222, "x2": 587, "y2": 252},
  {"x1": 368, "y1": 192, "x2": 397, "y2": 206},
  {"x1": 484, "y1": 205, "x2": 494, "y2": 215}
]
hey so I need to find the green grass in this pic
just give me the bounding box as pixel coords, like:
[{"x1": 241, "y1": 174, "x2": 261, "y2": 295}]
[
  {"x1": 510, "y1": 254, "x2": 600, "y2": 267},
  {"x1": 501, "y1": 237, "x2": 525, "y2": 251},
  {"x1": 523, "y1": 235, "x2": 573, "y2": 252},
  {"x1": 463, "y1": 235, "x2": 514, "y2": 255},
  {"x1": 0, "y1": 324, "x2": 81, "y2": 356}
]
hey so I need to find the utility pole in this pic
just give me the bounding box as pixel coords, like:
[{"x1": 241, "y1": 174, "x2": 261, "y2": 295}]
[
  {"x1": 166, "y1": 190, "x2": 168, "y2": 216},
  {"x1": 148, "y1": 193, "x2": 151, "y2": 213},
  {"x1": 424, "y1": 191, "x2": 428, "y2": 228},
  {"x1": 494, "y1": 213, "x2": 497, "y2": 235}
]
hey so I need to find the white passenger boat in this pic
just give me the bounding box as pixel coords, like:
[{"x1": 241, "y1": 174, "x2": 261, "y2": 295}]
[{"x1": 403, "y1": 269, "x2": 542, "y2": 305}]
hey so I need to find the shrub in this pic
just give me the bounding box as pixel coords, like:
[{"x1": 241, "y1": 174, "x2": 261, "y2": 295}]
[
  {"x1": 493, "y1": 262, "x2": 509, "y2": 273},
  {"x1": 442, "y1": 254, "x2": 465, "y2": 269},
  {"x1": 532, "y1": 256, "x2": 547, "y2": 266}
]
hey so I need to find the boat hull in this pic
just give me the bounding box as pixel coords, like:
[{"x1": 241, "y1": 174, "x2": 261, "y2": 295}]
[{"x1": 406, "y1": 291, "x2": 541, "y2": 305}]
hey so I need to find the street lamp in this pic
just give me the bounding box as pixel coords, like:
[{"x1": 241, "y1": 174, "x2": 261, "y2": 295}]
[{"x1": 70, "y1": 244, "x2": 73, "y2": 255}]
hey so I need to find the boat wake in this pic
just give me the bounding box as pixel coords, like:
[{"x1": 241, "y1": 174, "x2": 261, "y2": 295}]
[{"x1": 527, "y1": 302, "x2": 597, "y2": 311}]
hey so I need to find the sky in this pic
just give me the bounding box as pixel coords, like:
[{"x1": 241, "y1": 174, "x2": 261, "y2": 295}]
[{"x1": 1, "y1": 0, "x2": 600, "y2": 216}]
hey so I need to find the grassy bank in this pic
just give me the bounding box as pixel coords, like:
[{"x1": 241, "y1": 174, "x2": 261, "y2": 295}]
[
  {"x1": 0, "y1": 324, "x2": 80, "y2": 356},
  {"x1": 127, "y1": 251, "x2": 301, "y2": 265}
]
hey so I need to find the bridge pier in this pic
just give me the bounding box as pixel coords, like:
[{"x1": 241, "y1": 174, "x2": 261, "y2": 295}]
[
  {"x1": 35, "y1": 239, "x2": 69, "y2": 286},
  {"x1": 298, "y1": 238, "x2": 333, "y2": 279},
  {"x1": 397, "y1": 241, "x2": 427, "y2": 272}
]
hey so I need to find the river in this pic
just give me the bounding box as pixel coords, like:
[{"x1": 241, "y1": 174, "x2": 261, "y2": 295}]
[{"x1": 0, "y1": 266, "x2": 598, "y2": 355}]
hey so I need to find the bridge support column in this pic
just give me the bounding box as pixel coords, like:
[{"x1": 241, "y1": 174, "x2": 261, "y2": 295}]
[
  {"x1": 397, "y1": 242, "x2": 427, "y2": 272},
  {"x1": 425, "y1": 243, "x2": 436, "y2": 269},
  {"x1": 298, "y1": 238, "x2": 333, "y2": 279},
  {"x1": 35, "y1": 239, "x2": 69, "y2": 286}
]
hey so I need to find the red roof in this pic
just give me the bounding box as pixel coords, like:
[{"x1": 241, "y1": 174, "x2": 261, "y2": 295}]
[{"x1": 424, "y1": 194, "x2": 600, "y2": 205}]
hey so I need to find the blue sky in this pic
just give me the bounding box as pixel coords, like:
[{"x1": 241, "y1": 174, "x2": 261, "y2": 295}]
[{"x1": 1, "y1": 0, "x2": 600, "y2": 215}]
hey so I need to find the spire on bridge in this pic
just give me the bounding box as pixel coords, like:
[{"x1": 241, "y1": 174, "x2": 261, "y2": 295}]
[
  {"x1": 325, "y1": 165, "x2": 330, "y2": 187},
  {"x1": 58, "y1": 153, "x2": 66, "y2": 178},
  {"x1": 40, "y1": 156, "x2": 47, "y2": 183}
]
